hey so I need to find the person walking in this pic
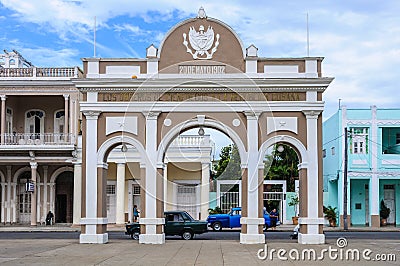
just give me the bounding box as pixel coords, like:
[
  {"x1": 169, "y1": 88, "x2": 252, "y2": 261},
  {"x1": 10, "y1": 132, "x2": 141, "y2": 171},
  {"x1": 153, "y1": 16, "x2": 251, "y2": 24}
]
[{"x1": 133, "y1": 205, "x2": 139, "y2": 222}]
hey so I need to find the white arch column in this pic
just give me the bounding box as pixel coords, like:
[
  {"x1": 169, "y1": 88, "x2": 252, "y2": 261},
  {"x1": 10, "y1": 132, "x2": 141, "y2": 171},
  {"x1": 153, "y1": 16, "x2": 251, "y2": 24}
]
[
  {"x1": 139, "y1": 111, "x2": 165, "y2": 244},
  {"x1": 116, "y1": 162, "x2": 126, "y2": 224},
  {"x1": 240, "y1": 111, "x2": 265, "y2": 244},
  {"x1": 73, "y1": 162, "x2": 82, "y2": 225},
  {"x1": 63, "y1": 94, "x2": 69, "y2": 138},
  {"x1": 80, "y1": 110, "x2": 108, "y2": 244},
  {"x1": 30, "y1": 162, "x2": 38, "y2": 226},
  {"x1": 6, "y1": 166, "x2": 11, "y2": 223},
  {"x1": 1, "y1": 95, "x2": 6, "y2": 144},
  {"x1": 298, "y1": 111, "x2": 325, "y2": 244},
  {"x1": 200, "y1": 162, "x2": 210, "y2": 220}
]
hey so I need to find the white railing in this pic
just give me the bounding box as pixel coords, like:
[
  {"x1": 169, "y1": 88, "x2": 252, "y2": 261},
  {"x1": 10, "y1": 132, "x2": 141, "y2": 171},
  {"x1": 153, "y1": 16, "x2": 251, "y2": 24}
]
[
  {"x1": 263, "y1": 192, "x2": 284, "y2": 200},
  {"x1": 220, "y1": 191, "x2": 240, "y2": 213},
  {"x1": 1, "y1": 133, "x2": 75, "y2": 145},
  {"x1": 170, "y1": 135, "x2": 211, "y2": 147},
  {"x1": 0, "y1": 67, "x2": 82, "y2": 78}
]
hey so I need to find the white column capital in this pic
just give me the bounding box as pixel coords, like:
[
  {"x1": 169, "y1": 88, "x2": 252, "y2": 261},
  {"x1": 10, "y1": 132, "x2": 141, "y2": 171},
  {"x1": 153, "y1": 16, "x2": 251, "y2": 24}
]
[
  {"x1": 63, "y1": 94, "x2": 70, "y2": 100},
  {"x1": 30, "y1": 162, "x2": 38, "y2": 169},
  {"x1": 0, "y1": 95, "x2": 6, "y2": 101},
  {"x1": 302, "y1": 110, "x2": 321, "y2": 119},
  {"x1": 143, "y1": 111, "x2": 161, "y2": 120},
  {"x1": 83, "y1": 110, "x2": 101, "y2": 119},
  {"x1": 244, "y1": 110, "x2": 262, "y2": 119}
]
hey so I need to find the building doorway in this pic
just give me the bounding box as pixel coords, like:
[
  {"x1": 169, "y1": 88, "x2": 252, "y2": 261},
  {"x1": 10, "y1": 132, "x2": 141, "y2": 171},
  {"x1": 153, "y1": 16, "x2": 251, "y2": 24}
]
[
  {"x1": 55, "y1": 171, "x2": 73, "y2": 223},
  {"x1": 384, "y1": 185, "x2": 396, "y2": 225},
  {"x1": 17, "y1": 171, "x2": 31, "y2": 223}
]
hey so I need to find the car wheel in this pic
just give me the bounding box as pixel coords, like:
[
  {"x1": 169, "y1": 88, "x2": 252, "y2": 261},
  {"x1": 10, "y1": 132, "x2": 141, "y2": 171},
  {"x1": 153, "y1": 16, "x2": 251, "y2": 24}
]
[
  {"x1": 181, "y1": 230, "x2": 194, "y2": 240},
  {"x1": 131, "y1": 230, "x2": 140, "y2": 240},
  {"x1": 212, "y1": 222, "x2": 222, "y2": 231}
]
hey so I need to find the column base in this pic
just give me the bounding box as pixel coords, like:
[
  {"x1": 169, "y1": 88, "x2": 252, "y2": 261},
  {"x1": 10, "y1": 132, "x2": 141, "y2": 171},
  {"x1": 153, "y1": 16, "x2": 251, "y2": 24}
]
[
  {"x1": 139, "y1": 233, "x2": 165, "y2": 244},
  {"x1": 298, "y1": 233, "x2": 325, "y2": 244},
  {"x1": 80, "y1": 233, "x2": 108, "y2": 244},
  {"x1": 370, "y1": 214, "x2": 380, "y2": 227}
]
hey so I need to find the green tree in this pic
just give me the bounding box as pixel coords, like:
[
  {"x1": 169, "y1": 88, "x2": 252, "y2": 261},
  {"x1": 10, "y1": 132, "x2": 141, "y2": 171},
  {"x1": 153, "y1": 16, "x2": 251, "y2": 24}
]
[
  {"x1": 264, "y1": 144, "x2": 299, "y2": 191},
  {"x1": 213, "y1": 144, "x2": 241, "y2": 182}
]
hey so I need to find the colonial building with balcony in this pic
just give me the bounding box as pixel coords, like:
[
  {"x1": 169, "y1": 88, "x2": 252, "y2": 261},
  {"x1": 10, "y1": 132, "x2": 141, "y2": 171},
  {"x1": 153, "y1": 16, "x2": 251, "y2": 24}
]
[
  {"x1": 323, "y1": 105, "x2": 400, "y2": 228},
  {"x1": 0, "y1": 50, "x2": 82, "y2": 225}
]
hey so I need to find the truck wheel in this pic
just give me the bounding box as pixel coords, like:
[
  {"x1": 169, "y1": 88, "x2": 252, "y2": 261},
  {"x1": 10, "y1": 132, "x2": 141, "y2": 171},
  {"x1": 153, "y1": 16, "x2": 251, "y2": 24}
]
[
  {"x1": 131, "y1": 229, "x2": 140, "y2": 240},
  {"x1": 181, "y1": 230, "x2": 194, "y2": 240},
  {"x1": 212, "y1": 222, "x2": 222, "y2": 231}
]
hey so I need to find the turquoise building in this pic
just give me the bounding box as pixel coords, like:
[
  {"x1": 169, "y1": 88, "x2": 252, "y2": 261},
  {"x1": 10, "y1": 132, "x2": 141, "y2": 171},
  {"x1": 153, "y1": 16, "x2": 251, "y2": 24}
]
[{"x1": 323, "y1": 106, "x2": 400, "y2": 227}]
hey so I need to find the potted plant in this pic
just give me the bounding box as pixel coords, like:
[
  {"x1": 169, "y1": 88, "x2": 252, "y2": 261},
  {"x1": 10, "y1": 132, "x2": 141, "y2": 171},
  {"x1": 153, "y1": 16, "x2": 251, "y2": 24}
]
[
  {"x1": 323, "y1": 205, "x2": 338, "y2": 227},
  {"x1": 380, "y1": 200, "x2": 390, "y2": 226},
  {"x1": 288, "y1": 194, "x2": 299, "y2": 225}
]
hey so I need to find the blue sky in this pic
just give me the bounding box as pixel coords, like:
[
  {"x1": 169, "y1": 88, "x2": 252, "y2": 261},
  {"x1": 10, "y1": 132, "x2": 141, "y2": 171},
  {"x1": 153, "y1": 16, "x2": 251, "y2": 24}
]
[{"x1": 1, "y1": 0, "x2": 399, "y2": 155}]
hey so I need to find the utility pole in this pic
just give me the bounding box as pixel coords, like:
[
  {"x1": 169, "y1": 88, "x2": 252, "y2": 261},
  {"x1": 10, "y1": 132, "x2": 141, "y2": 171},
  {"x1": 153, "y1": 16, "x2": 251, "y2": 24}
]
[{"x1": 343, "y1": 127, "x2": 348, "y2": 230}]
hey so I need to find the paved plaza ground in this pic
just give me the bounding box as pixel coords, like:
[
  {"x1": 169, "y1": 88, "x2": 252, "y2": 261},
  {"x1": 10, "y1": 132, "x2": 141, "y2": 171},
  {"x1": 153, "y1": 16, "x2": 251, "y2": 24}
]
[
  {"x1": 0, "y1": 224, "x2": 399, "y2": 265},
  {"x1": 0, "y1": 237, "x2": 398, "y2": 265}
]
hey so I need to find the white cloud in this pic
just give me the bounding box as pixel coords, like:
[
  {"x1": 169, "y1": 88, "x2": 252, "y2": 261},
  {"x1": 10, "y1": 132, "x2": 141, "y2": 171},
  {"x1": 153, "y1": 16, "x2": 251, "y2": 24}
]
[{"x1": 1, "y1": 0, "x2": 399, "y2": 119}]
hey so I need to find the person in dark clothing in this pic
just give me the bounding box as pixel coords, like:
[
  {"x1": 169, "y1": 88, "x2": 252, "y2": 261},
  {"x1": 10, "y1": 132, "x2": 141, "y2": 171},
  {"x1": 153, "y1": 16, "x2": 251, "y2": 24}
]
[
  {"x1": 46, "y1": 211, "x2": 54, "y2": 225},
  {"x1": 270, "y1": 208, "x2": 278, "y2": 230}
]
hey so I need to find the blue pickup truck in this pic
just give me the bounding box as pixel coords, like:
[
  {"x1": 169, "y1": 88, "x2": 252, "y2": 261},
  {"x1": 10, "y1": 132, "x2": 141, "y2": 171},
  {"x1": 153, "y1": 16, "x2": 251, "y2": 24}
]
[{"x1": 206, "y1": 207, "x2": 273, "y2": 231}]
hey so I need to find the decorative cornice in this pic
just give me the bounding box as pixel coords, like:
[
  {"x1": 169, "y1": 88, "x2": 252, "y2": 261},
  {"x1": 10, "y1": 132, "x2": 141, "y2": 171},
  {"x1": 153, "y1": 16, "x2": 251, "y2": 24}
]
[
  {"x1": 243, "y1": 110, "x2": 262, "y2": 119},
  {"x1": 377, "y1": 120, "x2": 400, "y2": 126},
  {"x1": 302, "y1": 110, "x2": 321, "y2": 119},
  {"x1": 30, "y1": 161, "x2": 38, "y2": 169},
  {"x1": 142, "y1": 111, "x2": 161, "y2": 119},
  {"x1": 78, "y1": 86, "x2": 328, "y2": 93},
  {"x1": 82, "y1": 110, "x2": 101, "y2": 119}
]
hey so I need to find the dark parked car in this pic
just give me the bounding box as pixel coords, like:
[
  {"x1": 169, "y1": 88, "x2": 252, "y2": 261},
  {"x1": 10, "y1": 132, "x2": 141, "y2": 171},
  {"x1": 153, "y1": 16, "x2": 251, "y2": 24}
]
[
  {"x1": 126, "y1": 211, "x2": 208, "y2": 240},
  {"x1": 206, "y1": 207, "x2": 273, "y2": 231}
]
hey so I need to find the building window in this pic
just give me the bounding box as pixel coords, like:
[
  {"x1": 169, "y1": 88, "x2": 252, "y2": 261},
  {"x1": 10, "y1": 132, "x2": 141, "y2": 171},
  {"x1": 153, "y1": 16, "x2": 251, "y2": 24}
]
[
  {"x1": 54, "y1": 110, "x2": 65, "y2": 134},
  {"x1": 331, "y1": 147, "x2": 335, "y2": 155},
  {"x1": 6, "y1": 107, "x2": 13, "y2": 134},
  {"x1": 25, "y1": 110, "x2": 45, "y2": 135},
  {"x1": 396, "y1": 133, "x2": 400, "y2": 145},
  {"x1": 133, "y1": 185, "x2": 141, "y2": 195},
  {"x1": 106, "y1": 184, "x2": 115, "y2": 195},
  {"x1": 350, "y1": 128, "x2": 368, "y2": 154}
]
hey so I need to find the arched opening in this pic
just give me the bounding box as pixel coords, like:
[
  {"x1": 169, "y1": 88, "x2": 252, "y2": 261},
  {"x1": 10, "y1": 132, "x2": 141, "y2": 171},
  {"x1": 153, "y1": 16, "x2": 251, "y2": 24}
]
[
  {"x1": 55, "y1": 171, "x2": 73, "y2": 223},
  {"x1": 97, "y1": 136, "x2": 147, "y2": 225},
  {"x1": 17, "y1": 171, "x2": 32, "y2": 223},
  {"x1": 263, "y1": 143, "x2": 300, "y2": 225},
  {"x1": 162, "y1": 124, "x2": 243, "y2": 221}
]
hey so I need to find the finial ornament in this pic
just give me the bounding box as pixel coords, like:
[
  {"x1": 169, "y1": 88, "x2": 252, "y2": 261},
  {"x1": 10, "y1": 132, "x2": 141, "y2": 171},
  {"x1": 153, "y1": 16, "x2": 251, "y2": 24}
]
[{"x1": 197, "y1": 7, "x2": 206, "y2": 18}]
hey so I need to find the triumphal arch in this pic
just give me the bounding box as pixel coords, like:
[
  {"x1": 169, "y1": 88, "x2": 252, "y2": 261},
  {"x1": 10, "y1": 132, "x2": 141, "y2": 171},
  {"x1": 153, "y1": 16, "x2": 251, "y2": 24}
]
[{"x1": 74, "y1": 8, "x2": 333, "y2": 244}]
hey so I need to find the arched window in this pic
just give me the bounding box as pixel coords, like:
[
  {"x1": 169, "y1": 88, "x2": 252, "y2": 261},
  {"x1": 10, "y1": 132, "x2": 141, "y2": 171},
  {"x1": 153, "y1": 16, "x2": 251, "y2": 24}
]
[
  {"x1": 6, "y1": 107, "x2": 13, "y2": 134},
  {"x1": 25, "y1": 110, "x2": 45, "y2": 136},
  {"x1": 54, "y1": 110, "x2": 65, "y2": 134}
]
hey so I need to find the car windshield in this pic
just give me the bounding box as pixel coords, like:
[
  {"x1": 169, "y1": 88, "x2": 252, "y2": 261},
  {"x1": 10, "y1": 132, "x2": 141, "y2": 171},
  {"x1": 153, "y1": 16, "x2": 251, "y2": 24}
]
[{"x1": 181, "y1": 212, "x2": 194, "y2": 221}]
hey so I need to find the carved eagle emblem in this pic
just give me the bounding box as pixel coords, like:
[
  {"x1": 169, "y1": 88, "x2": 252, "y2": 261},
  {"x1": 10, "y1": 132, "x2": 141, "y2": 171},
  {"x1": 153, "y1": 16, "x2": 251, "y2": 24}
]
[{"x1": 183, "y1": 25, "x2": 220, "y2": 59}]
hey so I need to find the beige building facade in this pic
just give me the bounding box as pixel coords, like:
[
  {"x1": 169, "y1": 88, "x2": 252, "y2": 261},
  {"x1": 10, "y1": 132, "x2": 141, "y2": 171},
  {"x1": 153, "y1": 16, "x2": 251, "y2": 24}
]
[
  {"x1": 75, "y1": 8, "x2": 333, "y2": 245},
  {"x1": 0, "y1": 50, "x2": 82, "y2": 226}
]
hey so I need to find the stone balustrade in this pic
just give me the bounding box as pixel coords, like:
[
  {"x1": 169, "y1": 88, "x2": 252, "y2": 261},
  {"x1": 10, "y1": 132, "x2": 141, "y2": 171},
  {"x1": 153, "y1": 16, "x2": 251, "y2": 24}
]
[
  {"x1": 1, "y1": 133, "x2": 76, "y2": 145},
  {"x1": 0, "y1": 67, "x2": 83, "y2": 78}
]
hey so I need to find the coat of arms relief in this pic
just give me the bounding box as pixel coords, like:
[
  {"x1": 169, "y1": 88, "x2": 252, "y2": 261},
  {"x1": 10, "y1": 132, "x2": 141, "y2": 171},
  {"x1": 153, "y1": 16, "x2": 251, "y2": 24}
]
[{"x1": 183, "y1": 25, "x2": 220, "y2": 60}]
